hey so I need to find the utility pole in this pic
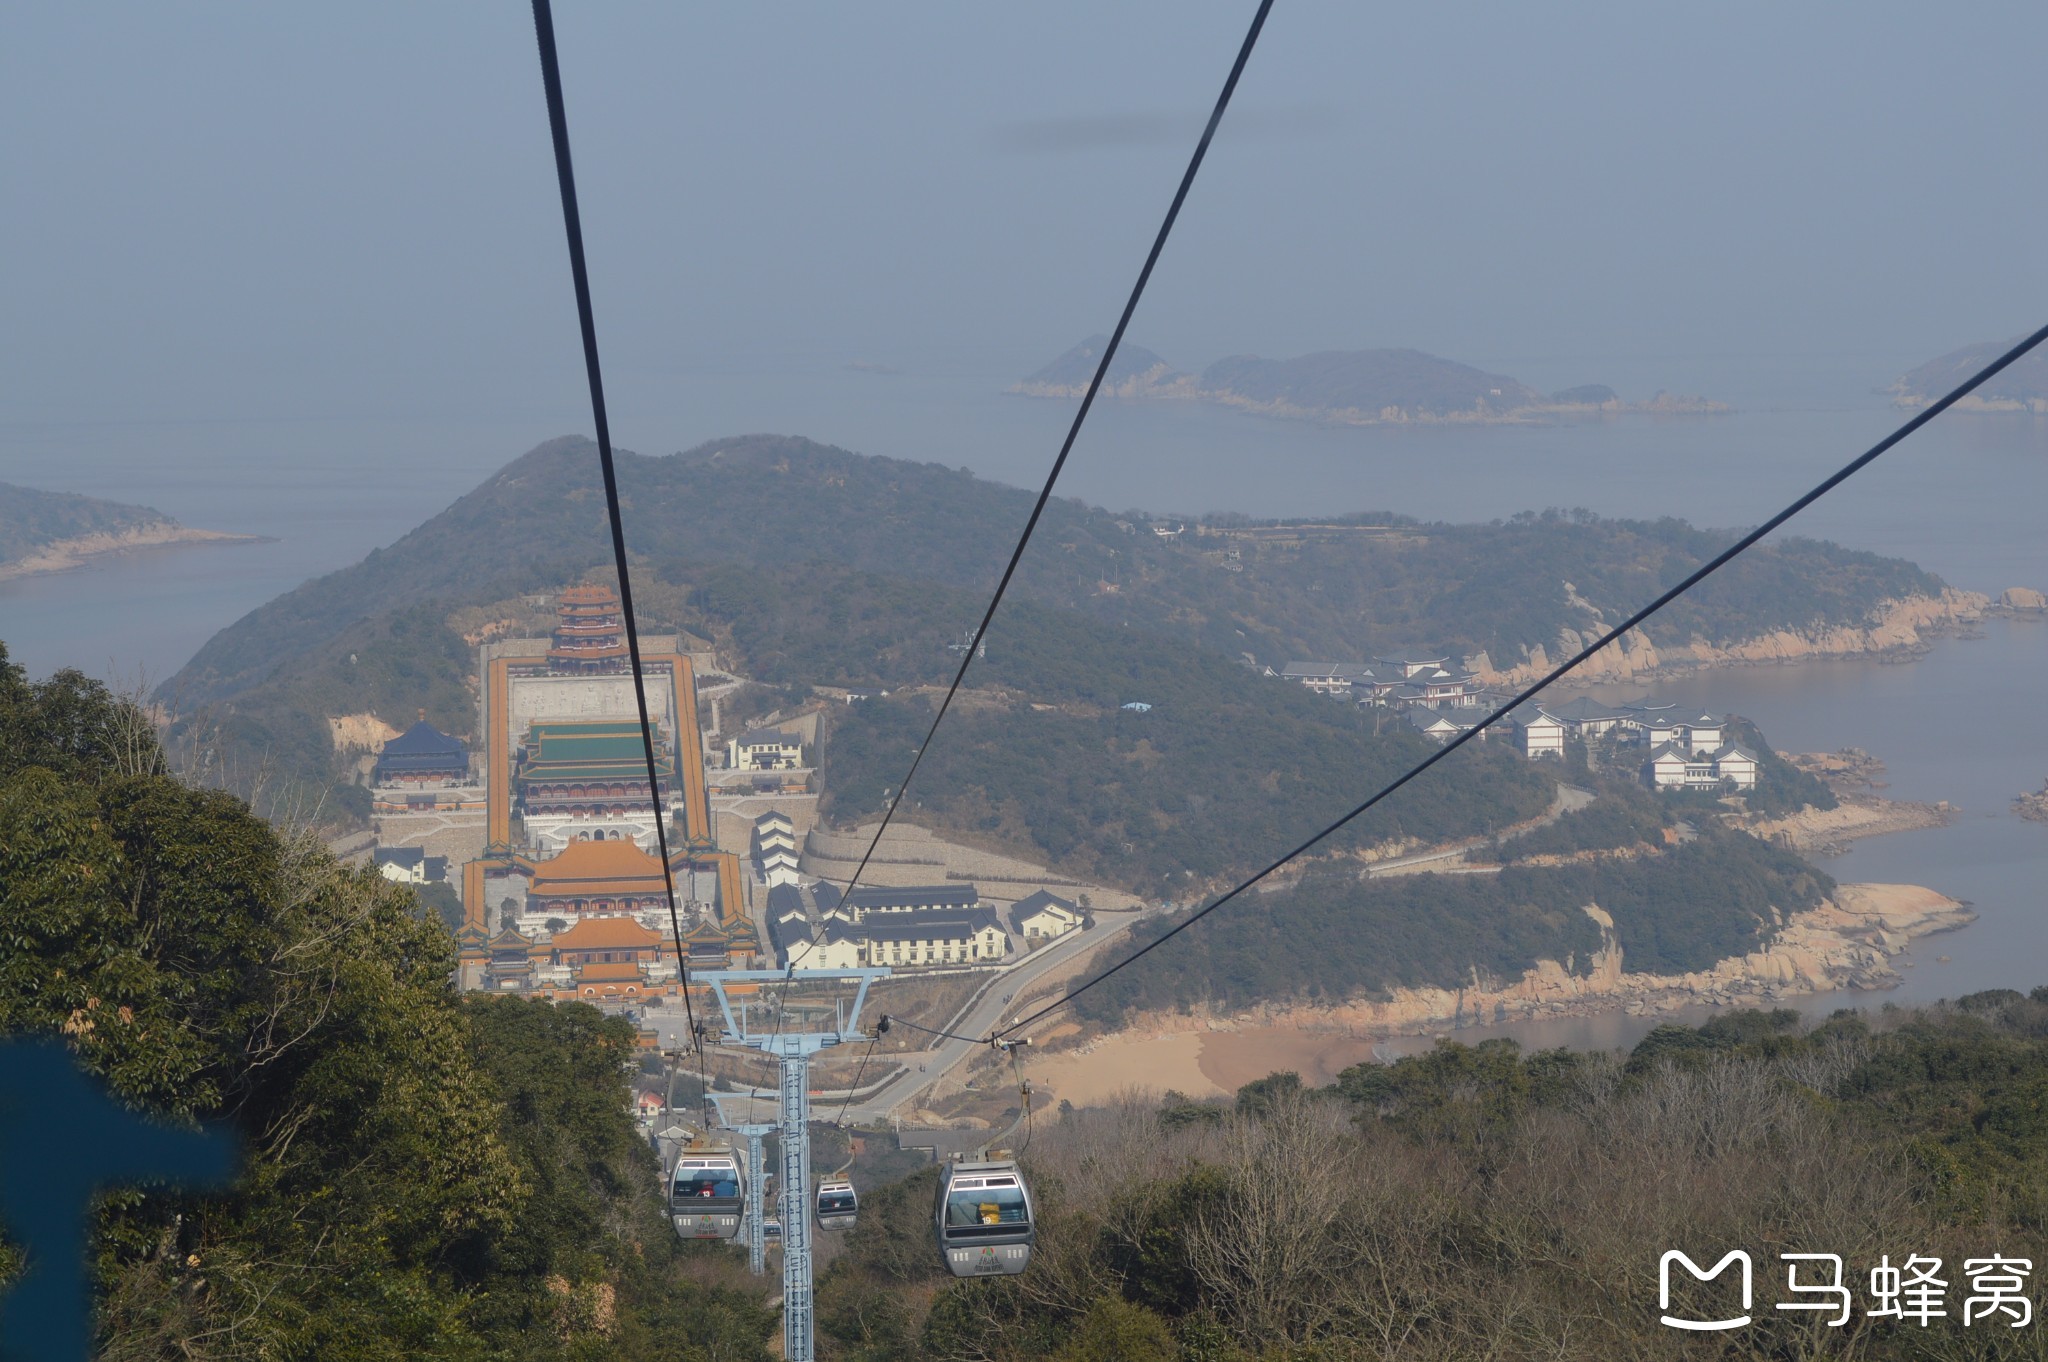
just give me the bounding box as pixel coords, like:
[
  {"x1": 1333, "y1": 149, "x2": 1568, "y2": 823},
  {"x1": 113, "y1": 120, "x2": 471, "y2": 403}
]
[{"x1": 699, "y1": 968, "x2": 888, "y2": 1362}]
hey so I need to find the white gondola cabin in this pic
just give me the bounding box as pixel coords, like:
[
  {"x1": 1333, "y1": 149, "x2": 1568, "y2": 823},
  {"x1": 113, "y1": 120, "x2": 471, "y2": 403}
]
[
  {"x1": 933, "y1": 1158, "x2": 1034, "y2": 1276},
  {"x1": 669, "y1": 1144, "x2": 744, "y2": 1240},
  {"x1": 816, "y1": 1177, "x2": 858, "y2": 1230}
]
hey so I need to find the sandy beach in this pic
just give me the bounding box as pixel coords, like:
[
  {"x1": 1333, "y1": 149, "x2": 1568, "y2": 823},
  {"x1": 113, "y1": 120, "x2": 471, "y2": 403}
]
[
  {"x1": 1022, "y1": 880, "x2": 1970, "y2": 1110},
  {"x1": 0, "y1": 522, "x2": 262, "y2": 582}
]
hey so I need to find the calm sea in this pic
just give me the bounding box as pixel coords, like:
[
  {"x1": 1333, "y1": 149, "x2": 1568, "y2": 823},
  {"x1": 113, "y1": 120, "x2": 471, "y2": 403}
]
[{"x1": 2, "y1": 359, "x2": 2043, "y2": 1041}]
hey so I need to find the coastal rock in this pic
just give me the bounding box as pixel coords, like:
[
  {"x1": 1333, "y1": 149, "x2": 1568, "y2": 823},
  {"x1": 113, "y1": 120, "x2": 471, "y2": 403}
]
[
  {"x1": 0, "y1": 520, "x2": 258, "y2": 582},
  {"x1": 1748, "y1": 796, "x2": 1954, "y2": 852},
  {"x1": 1469, "y1": 589, "x2": 1987, "y2": 687},
  {"x1": 1228, "y1": 883, "x2": 1971, "y2": 1040},
  {"x1": 1998, "y1": 586, "x2": 2047, "y2": 611}
]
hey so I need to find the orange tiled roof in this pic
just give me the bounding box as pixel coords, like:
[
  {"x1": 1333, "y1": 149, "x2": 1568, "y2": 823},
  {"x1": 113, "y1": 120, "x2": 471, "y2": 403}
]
[
  {"x1": 528, "y1": 839, "x2": 670, "y2": 895},
  {"x1": 551, "y1": 917, "x2": 665, "y2": 951},
  {"x1": 576, "y1": 960, "x2": 645, "y2": 982},
  {"x1": 559, "y1": 584, "x2": 620, "y2": 607}
]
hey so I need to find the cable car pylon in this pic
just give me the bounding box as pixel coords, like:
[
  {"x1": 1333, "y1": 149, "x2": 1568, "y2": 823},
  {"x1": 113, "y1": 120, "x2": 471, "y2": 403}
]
[
  {"x1": 698, "y1": 968, "x2": 888, "y2": 1362},
  {"x1": 708, "y1": 1093, "x2": 779, "y2": 1276}
]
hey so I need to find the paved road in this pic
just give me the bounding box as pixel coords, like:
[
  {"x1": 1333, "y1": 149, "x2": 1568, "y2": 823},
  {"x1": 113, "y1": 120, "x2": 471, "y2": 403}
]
[
  {"x1": 1366, "y1": 783, "x2": 1592, "y2": 877},
  {"x1": 637, "y1": 908, "x2": 1145, "y2": 1123},
  {"x1": 837, "y1": 908, "x2": 1143, "y2": 1123}
]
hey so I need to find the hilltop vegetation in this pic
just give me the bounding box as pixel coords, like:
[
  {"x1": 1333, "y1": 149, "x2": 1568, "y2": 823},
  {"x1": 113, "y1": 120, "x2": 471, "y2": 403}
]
[
  {"x1": 0, "y1": 641, "x2": 774, "y2": 1358},
  {"x1": 162, "y1": 435, "x2": 1945, "y2": 825},
  {"x1": 1198, "y1": 347, "x2": 1547, "y2": 418},
  {"x1": 1012, "y1": 338, "x2": 1725, "y2": 421},
  {"x1": 0, "y1": 481, "x2": 181, "y2": 566},
  {"x1": 1071, "y1": 819, "x2": 1832, "y2": 1023},
  {"x1": 815, "y1": 626, "x2": 1554, "y2": 899},
  {"x1": 1890, "y1": 334, "x2": 2048, "y2": 408},
  {"x1": 170, "y1": 437, "x2": 1947, "y2": 704},
  {"x1": 1011, "y1": 333, "x2": 1182, "y2": 395},
  {"x1": 819, "y1": 992, "x2": 2048, "y2": 1361}
]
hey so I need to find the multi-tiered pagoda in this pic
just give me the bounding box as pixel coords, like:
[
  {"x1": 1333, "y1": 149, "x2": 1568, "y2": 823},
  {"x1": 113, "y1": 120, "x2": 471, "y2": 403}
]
[{"x1": 547, "y1": 583, "x2": 630, "y2": 672}]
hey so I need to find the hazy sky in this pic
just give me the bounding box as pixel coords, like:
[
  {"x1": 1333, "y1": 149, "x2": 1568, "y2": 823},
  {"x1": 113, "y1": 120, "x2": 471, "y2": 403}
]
[{"x1": 5, "y1": 1, "x2": 2046, "y2": 437}]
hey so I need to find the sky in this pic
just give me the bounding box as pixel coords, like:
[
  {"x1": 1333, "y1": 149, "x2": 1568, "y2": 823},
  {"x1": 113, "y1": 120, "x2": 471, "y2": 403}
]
[{"x1": 5, "y1": 0, "x2": 2045, "y2": 451}]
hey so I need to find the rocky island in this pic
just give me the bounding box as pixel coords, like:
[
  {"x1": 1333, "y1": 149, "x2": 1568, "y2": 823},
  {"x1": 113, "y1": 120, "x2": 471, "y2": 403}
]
[
  {"x1": 1011, "y1": 335, "x2": 1729, "y2": 425},
  {"x1": 1888, "y1": 334, "x2": 2048, "y2": 412},
  {"x1": 0, "y1": 480, "x2": 257, "y2": 582}
]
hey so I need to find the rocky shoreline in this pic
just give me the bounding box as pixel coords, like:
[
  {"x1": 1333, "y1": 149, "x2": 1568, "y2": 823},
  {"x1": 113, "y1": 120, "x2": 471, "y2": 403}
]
[
  {"x1": 1098, "y1": 883, "x2": 1973, "y2": 1049},
  {"x1": 1752, "y1": 750, "x2": 1955, "y2": 853},
  {"x1": 1467, "y1": 588, "x2": 1991, "y2": 688},
  {"x1": 0, "y1": 520, "x2": 263, "y2": 582},
  {"x1": 2017, "y1": 782, "x2": 2048, "y2": 825}
]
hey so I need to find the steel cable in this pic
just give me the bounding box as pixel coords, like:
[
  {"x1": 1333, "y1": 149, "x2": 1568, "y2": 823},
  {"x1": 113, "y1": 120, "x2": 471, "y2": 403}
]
[
  {"x1": 768, "y1": 0, "x2": 1276, "y2": 1056},
  {"x1": 529, "y1": 0, "x2": 710, "y2": 1110}
]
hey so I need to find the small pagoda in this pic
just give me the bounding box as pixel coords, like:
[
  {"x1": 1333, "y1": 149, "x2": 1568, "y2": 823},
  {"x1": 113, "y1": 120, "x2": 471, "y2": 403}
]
[{"x1": 548, "y1": 583, "x2": 630, "y2": 673}]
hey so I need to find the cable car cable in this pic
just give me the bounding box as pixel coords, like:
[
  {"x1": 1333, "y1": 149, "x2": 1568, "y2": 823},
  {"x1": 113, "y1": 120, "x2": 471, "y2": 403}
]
[
  {"x1": 990, "y1": 319, "x2": 2048, "y2": 1042},
  {"x1": 830, "y1": 1029, "x2": 880, "y2": 1134},
  {"x1": 882, "y1": 1014, "x2": 989, "y2": 1045},
  {"x1": 768, "y1": 0, "x2": 1277, "y2": 1017},
  {"x1": 820, "y1": 0, "x2": 1273, "y2": 909},
  {"x1": 528, "y1": 0, "x2": 707, "y2": 1087}
]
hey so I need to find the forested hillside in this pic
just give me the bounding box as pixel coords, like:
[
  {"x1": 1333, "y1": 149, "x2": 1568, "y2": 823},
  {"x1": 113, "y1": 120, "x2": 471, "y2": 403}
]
[
  {"x1": 0, "y1": 644, "x2": 773, "y2": 1357},
  {"x1": 172, "y1": 436, "x2": 1946, "y2": 704},
  {"x1": 817, "y1": 993, "x2": 2048, "y2": 1360},
  {"x1": 161, "y1": 434, "x2": 1946, "y2": 826},
  {"x1": 815, "y1": 625, "x2": 1553, "y2": 898},
  {"x1": 1072, "y1": 820, "x2": 1832, "y2": 1021}
]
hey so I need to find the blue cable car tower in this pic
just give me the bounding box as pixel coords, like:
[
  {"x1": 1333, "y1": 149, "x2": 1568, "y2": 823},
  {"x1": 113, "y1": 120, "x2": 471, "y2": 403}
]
[
  {"x1": 708, "y1": 1091, "x2": 779, "y2": 1276},
  {"x1": 699, "y1": 967, "x2": 888, "y2": 1362}
]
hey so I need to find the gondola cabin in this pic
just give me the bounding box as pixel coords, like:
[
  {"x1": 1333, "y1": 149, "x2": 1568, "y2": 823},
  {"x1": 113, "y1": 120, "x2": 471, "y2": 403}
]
[
  {"x1": 669, "y1": 1146, "x2": 744, "y2": 1240},
  {"x1": 816, "y1": 1177, "x2": 858, "y2": 1230},
  {"x1": 933, "y1": 1158, "x2": 1034, "y2": 1276}
]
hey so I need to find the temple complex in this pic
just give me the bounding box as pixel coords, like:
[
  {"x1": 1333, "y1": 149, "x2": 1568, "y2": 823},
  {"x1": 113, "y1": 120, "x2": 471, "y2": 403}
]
[{"x1": 457, "y1": 584, "x2": 755, "y2": 997}]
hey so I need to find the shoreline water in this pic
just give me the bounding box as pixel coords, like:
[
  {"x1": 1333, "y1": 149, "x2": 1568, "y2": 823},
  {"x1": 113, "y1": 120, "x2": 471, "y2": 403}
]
[
  {"x1": 0, "y1": 522, "x2": 268, "y2": 584},
  {"x1": 1026, "y1": 880, "x2": 1972, "y2": 1104},
  {"x1": 1030, "y1": 619, "x2": 2048, "y2": 1102}
]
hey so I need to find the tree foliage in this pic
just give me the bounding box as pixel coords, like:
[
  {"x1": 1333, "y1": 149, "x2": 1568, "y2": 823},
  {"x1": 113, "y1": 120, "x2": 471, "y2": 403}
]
[
  {"x1": 0, "y1": 640, "x2": 773, "y2": 1359},
  {"x1": 816, "y1": 995, "x2": 2048, "y2": 1360}
]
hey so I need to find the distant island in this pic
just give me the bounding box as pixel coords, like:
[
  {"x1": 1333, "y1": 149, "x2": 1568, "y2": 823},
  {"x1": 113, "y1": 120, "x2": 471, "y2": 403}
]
[
  {"x1": 0, "y1": 481, "x2": 257, "y2": 582},
  {"x1": 1888, "y1": 334, "x2": 2048, "y2": 412},
  {"x1": 1010, "y1": 336, "x2": 1729, "y2": 425}
]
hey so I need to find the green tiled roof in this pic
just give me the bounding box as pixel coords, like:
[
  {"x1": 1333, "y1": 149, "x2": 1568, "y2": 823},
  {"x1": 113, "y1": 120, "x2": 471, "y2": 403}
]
[
  {"x1": 527, "y1": 721, "x2": 648, "y2": 740},
  {"x1": 522, "y1": 764, "x2": 672, "y2": 783}
]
